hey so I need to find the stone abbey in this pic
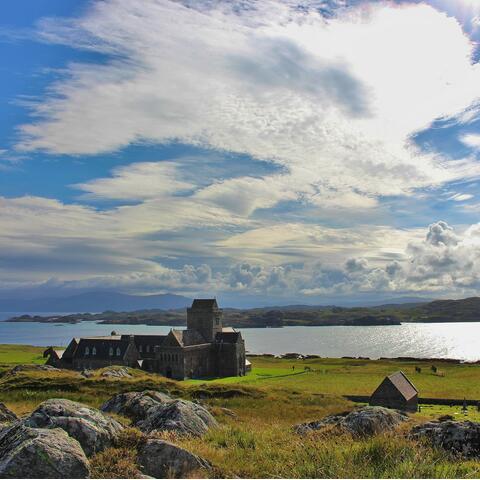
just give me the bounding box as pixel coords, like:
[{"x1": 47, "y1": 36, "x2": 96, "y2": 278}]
[{"x1": 44, "y1": 299, "x2": 247, "y2": 380}]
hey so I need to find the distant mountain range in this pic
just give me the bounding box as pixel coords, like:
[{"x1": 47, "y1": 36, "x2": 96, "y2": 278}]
[
  {"x1": 0, "y1": 291, "x2": 192, "y2": 313},
  {"x1": 0, "y1": 291, "x2": 433, "y2": 313},
  {"x1": 7, "y1": 295, "x2": 480, "y2": 328}
]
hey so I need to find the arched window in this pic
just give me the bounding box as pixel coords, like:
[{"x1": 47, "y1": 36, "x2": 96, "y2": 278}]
[
  {"x1": 92, "y1": 347, "x2": 96, "y2": 356},
  {"x1": 139, "y1": 345, "x2": 143, "y2": 353},
  {"x1": 85, "y1": 347, "x2": 90, "y2": 356},
  {"x1": 109, "y1": 347, "x2": 113, "y2": 356},
  {"x1": 116, "y1": 347, "x2": 121, "y2": 356},
  {"x1": 146, "y1": 345, "x2": 150, "y2": 353}
]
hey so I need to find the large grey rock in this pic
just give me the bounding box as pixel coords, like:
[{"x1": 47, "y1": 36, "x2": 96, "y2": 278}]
[
  {"x1": 136, "y1": 399, "x2": 218, "y2": 436},
  {"x1": 101, "y1": 390, "x2": 172, "y2": 422},
  {"x1": 24, "y1": 398, "x2": 123, "y2": 456},
  {"x1": 7, "y1": 364, "x2": 61, "y2": 376},
  {"x1": 101, "y1": 367, "x2": 132, "y2": 378},
  {"x1": 0, "y1": 422, "x2": 90, "y2": 478},
  {"x1": 295, "y1": 406, "x2": 408, "y2": 436},
  {"x1": 0, "y1": 403, "x2": 17, "y2": 424},
  {"x1": 137, "y1": 438, "x2": 210, "y2": 478},
  {"x1": 411, "y1": 420, "x2": 480, "y2": 458}
]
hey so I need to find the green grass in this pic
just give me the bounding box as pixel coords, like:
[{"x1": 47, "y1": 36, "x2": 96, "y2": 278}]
[
  {"x1": 187, "y1": 356, "x2": 480, "y2": 400},
  {"x1": 2, "y1": 346, "x2": 480, "y2": 477},
  {"x1": 0, "y1": 344, "x2": 45, "y2": 365}
]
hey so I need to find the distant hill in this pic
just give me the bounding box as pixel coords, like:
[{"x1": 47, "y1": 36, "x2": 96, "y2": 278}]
[
  {"x1": 406, "y1": 296, "x2": 480, "y2": 323},
  {"x1": 0, "y1": 291, "x2": 192, "y2": 313},
  {"x1": 5, "y1": 294, "x2": 480, "y2": 327}
]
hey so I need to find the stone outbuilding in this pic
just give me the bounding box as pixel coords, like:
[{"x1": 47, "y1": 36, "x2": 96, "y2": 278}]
[{"x1": 369, "y1": 371, "x2": 418, "y2": 412}]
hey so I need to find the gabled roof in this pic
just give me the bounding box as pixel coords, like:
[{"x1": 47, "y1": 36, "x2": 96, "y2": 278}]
[
  {"x1": 191, "y1": 298, "x2": 218, "y2": 309},
  {"x1": 373, "y1": 371, "x2": 418, "y2": 401},
  {"x1": 163, "y1": 329, "x2": 184, "y2": 347},
  {"x1": 62, "y1": 338, "x2": 80, "y2": 359}
]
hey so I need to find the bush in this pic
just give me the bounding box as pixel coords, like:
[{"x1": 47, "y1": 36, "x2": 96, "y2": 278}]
[
  {"x1": 114, "y1": 427, "x2": 147, "y2": 450},
  {"x1": 90, "y1": 448, "x2": 141, "y2": 479}
]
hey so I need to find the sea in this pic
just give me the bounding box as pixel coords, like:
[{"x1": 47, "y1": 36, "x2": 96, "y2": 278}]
[{"x1": 1, "y1": 312, "x2": 479, "y2": 361}]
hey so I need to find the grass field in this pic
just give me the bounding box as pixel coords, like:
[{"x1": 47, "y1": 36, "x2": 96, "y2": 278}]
[
  {"x1": 187, "y1": 355, "x2": 480, "y2": 400},
  {"x1": 0, "y1": 344, "x2": 45, "y2": 365},
  {"x1": 2, "y1": 345, "x2": 480, "y2": 477}
]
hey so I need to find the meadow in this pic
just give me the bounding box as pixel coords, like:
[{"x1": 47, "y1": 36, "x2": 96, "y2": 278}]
[{"x1": 2, "y1": 345, "x2": 480, "y2": 477}]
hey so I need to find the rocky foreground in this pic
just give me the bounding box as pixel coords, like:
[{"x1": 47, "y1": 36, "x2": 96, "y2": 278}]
[
  {"x1": 3, "y1": 392, "x2": 480, "y2": 478},
  {"x1": 0, "y1": 392, "x2": 216, "y2": 478}
]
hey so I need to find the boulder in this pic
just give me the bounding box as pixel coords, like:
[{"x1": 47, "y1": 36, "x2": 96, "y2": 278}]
[
  {"x1": 411, "y1": 420, "x2": 480, "y2": 458},
  {"x1": 0, "y1": 403, "x2": 17, "y2": 424},
  {"x1": 295, "y1": 406, "x2": 408, "y2": 436},
  {"x1": 101, "y1": 367, "x2": 132, "y2": 378},
  {"x1": 137, "y1": 438, "x2": 210, "y2": 478},
  {"x1": 102, "y1": 390, "x2": 172, "y2": 422},
  {"x1": 0, "y1": 422, "x2": 90, "y2": 478},
  {"x1": 136, "y1": 399, "x2": 218, "y2": 436},
  {"x1": 6, "y1": 364, "x2": 61, "y2": 376},
  {"x1": 24, "y1": 398, "x2": 123, "y2": 456}
]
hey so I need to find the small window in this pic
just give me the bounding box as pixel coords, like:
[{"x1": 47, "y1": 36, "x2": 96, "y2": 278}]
[
  {"x1": 92, "y1": 347, "x2": 96, "y2": 356},
  {"x1": 109, "y1": 347, "x2": 113, "y2": 356},
  {"x1": 116, "y1": 347, "x2": 121, "y2": 356},
  {"x1": 85, "y1": 347, "x2": 90, "y2": 356},
  {"x1": 146, "y1": 345, "x2": 150, "y2": 353},
  {"x1": 139, "y1": 345, "x2": 143, "y2": 353}
]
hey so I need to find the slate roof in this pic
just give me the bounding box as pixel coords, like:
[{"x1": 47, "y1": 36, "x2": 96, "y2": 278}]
[
  {"x1": 191, "y1": 298, "x2": 218, "y2": 309},
  {"x1": 387, "y1": 371, "x2": 418, "y2": 400},
  {"x1": 163, "y1": 329, "x2": 184, "y2": 347},
  {"x1": 216, "y1": 331, "x2": 242, "y2": 343},
  {"x1": 62, "y1": 338, "x2": 80, "y2": 359},
  {"x1": 129, "y1": 334, "x2": 166, "y2": 346},
  {"x1": 182, "y1": 329, "x2": 207, "y2": 346},
  {"x1": 75, "y1": 337, "x2": 130, "y2": 359}
]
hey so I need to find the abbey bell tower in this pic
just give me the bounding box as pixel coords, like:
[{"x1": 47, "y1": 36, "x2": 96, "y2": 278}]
[{"x1": 187, "y1": 298, "x2": 223, "y2": 342}]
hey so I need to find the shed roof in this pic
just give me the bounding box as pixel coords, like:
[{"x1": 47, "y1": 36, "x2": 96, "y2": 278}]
[{"x1": 375, "y1": 371, "x2": 418, "y2": 401}]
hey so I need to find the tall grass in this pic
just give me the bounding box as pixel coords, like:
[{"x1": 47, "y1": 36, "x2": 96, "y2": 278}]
[{"x1": 2, "y1": 360, "x2": 480, "y2": 477}]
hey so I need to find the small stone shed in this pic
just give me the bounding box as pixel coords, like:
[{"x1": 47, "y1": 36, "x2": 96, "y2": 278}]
[{"x1": 369, "y1": 370, "x2": 418, "y2": 412}]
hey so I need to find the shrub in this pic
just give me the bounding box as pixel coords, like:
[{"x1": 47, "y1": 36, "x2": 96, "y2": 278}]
[{"x1": 90, "y1": 448, "x2": 140, "y2": 479}]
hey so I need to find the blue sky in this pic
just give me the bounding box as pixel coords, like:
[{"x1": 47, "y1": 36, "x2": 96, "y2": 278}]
[{"x1": 2, "y1": 0, "x2": 480, "y2": 306}]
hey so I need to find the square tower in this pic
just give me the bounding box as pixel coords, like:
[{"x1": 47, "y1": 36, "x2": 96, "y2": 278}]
[{"x1": 187, "y1": 298, "x2": 223, "y2": 342}]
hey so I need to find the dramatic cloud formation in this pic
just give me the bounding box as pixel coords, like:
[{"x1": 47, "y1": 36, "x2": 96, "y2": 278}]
[
  {"x1": 17, "y1": 1, "x2": 480, "y2": 208},
  {"x1": 1, "y1": 0, "x2": 480, "y2": 303}
]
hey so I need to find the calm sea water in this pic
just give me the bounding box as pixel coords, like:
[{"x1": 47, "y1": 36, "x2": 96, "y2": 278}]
[{"x1": 0, "y1": 312, "x2": 479, "y2": 360}]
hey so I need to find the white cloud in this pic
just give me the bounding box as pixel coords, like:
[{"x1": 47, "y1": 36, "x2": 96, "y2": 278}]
[
  {"x1": 461, "y1": 133, "x2": 480, "y2": 149},
  {"x1": 14, "y1": 0, "x2": 480, "y2": 214},
  {"x1": 74, "y1": 161, "x2": 194, "y2": 200},
  {"x1": 5, "y1": 1, "x2": 480, "y2": 301},
  {"x1": 448, "y1": 192, "x2": 474, "y2": 201}
]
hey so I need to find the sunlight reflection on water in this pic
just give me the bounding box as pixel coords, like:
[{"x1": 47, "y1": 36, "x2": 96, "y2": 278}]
[{"x1": 0, "y1": 318, "x2": 479, "y2": 360}]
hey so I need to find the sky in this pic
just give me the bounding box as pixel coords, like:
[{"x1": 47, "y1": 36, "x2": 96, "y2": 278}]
[{"x1": 2, "y1": 0, "x2": 480, "y2": 307}]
